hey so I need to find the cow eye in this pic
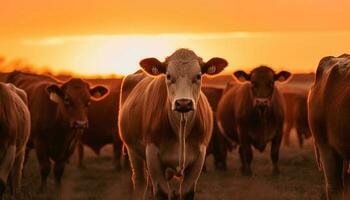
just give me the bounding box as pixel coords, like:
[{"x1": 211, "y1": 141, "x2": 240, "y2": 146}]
[
  {"x1": 166, "y1": 74, "x2": 176, "y2": 84},
  {"x1": 193, "y1": 74, "x2": 201, "y2": 83},
  {"x1": 64, "y1": 98, "x2": 71, "y2": 106}
]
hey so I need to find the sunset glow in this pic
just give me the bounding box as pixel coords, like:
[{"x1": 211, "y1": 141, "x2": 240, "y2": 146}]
[{"x1": 1, "y1": 0, "x2": 350, "y2": 76}]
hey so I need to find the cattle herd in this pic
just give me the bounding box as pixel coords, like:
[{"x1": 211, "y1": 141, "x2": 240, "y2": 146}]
[{"x1": 0, "y1": 49, "x2": 349, "y2": 199}]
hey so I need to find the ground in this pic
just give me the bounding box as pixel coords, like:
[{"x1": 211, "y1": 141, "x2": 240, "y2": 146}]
[{"x1": 3, "y1": 132, "x2": 324, "y2": 200}]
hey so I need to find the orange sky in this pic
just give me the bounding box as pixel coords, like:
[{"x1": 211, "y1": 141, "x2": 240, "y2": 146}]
[{"x1": 1, "y1": 0, "x2": 350, "y2": 75}]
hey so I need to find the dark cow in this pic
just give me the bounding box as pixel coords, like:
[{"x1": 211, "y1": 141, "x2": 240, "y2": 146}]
[
  {"x1": 0, "y1": 72, "x2": 10, "y2": 83},
  {"x1": 217, "y1": 66, "x2": 291, "y2": 176},
  {"x1": 282, "y1": 88, "x2": 311, "y2": 148},
  {"x1": 0, "y1": 83, "x2": 30, "y2": 198},
  {"x1": 76, "y1": 78, "x2": 124, "y2": 170},
  {"x1": 202, "y1": 86, "x2": 231, "y2": 171},
  {"x1": 6, "y1": 71, "x2": 109, "y2": 190},
  {"x1": 119, "y1": 49, "x2": 228, "y2": 199},
  {"x1": 308, "y1": 54, "x2": 350, "y2": 199}
]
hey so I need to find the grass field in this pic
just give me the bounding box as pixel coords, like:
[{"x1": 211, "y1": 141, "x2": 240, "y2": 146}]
[{"x1": 3, "y1": 131, "x2": 324, "y2": 200}]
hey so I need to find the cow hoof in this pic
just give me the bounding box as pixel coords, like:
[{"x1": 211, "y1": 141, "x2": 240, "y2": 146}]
[
  {"x1": 155, "y1": 189, "x2": 168, "y2": 200},
  {"x1": 55, "y1": 182, "x2": 62, "y2": 190},
  {"x1": 114, "y1": 163, "x2": 122, "y2": 171},
  {"x1": 183, "y1": 190, "x2": 195, "y2": 200},
  {"x1": 241, "y1": 167, "x2": 252, "y2": 176},
  {"x1": 78, "y1": 165, "x2": 86, "y2": 170},
  {"x1": 38, "y1": 184, "x2": 47, "y2": 193},
  {"x1": 215, "y1": 162, "x2": 227, "y2": 171},
  {"x1": 0, "y1": 179, "x2": 6, "y2": 197},
  {"x1": 171, "y1": 190, "x2": 180, "y2": 200},
  {"x1": 272, "y1": 168, "x2": 280, "y2": 176}
]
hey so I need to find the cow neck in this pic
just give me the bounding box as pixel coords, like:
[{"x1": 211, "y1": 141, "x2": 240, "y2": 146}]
[
  {"x1": 51, "y1": 103, "x2": 68, "y2": 129},
  {"x1": 167, "y1": 103, "x2": 195, "y2": 176},
  {"x1": 252, "y1": 108, "x2": 270, "y2": 125},
  {"x1": 51, "y1": 105, "x2": 81, "y2": 158},
  {"x1": 65, "y1": 129, "x2": 83, "y2": 158}
]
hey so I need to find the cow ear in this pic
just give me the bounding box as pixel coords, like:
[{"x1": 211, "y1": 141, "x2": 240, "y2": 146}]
[
  {"x1": 201, "y1": 57, "x2": 228, "y2": 76},
  {"x1": 46, "y1": 84, "x2": 63, "y2": 103},
  {"x1": 274, "y1": 71, "x2": 292, "y2": 82},
  {"x1": 139, "y1": 58, "x2": 166, "y2": 77},
  {"x1": 233, "y1": 71, "x2": 250, "y2": 82},
  {"x1": 90, "y1": 85, "x2": 109, "y2": 101}
]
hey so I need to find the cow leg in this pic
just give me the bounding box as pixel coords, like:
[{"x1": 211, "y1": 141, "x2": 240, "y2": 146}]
[
  {"x1": 23, "y1": 147, "x2": 31, "y2": 174},
  {"x1": 145, "y1": 144, "x2": 170, "y2": 200},
  {"x1": 318, "y1": 144, "x2": 343, "y2": 200},
  {"x1": 239, "y1": 144, "x2": 253, "y2": 176},
  {"x1": 213, "y1": 133, "x2": 228, "y2": 171},
  {"x1": 53, "y1": 161, "x2": 65, "y2": 188},
  {"x1": 35, "y1": 143, "x2": 51, "y2": 192},
  {"x1": 0, "y1": 178, "x2": 5, "y2": 199},
  {"x1": 283, "y1": 123, "x2": 292, "y2": 146},
  {"x1": 0, "y1": 145, "x2": 16, "y2": 197},
  {"x1": 180, "y1": 145, "x2": 206, "y2": 200},
  {"x1": 128, "y1": 148, "x2": 148, "y2": 200},
  {"x1": 343, "y1": 162, "x2": 350, "y2": 199},
  {"x1": 296, "y1": 128, "x2": 304, "y2": 148},
  {"x1": 271, "y1": 128, "x2": 283, "y2": 175},
  {"x1": 112, "y1": 136, "x2": 123, "y2": 171},
  {"x1": 9, "y1": 150, "x2": 25, "y2": 196},
  {"x1": 77, "y1": 141, "x2": 85, "y2": 169}
]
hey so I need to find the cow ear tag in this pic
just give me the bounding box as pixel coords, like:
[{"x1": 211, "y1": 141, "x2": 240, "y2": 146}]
[
  {"x1": 238, "y1": 76, "x2": 246, "y2": 81},
  {"x1": 49, "y1": 93, "x2": 61, "y2": 103},
  {"x1": 151, "y1": 66, "x2": 159, "y2": 75},
  {"x1": 277, "y1": 76, "x2": 286, "y2": 81},
  {"x1": 208, "y1": 66, "x2": 216, "y2": 74},
  {"x1": 94, "y1": 92, "x2": 102, "y2": 98}
]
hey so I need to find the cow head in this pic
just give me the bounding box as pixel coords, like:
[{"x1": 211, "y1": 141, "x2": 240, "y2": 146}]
[
  {"x1": 234, "y1": 66, "x2": 291, "y2": 114},
  {"x1": 46, "y1": 79, "x2": 109, "y2": 129},
  {"x1": 140, "y1": 49, "x2": 228, "y2": 113}
]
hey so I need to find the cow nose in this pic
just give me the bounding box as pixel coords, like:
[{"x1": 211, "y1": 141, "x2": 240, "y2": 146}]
[
  {"x1": 71, "y1": 120, "x2": 88, "y2": 129},
  {"x1": 255, "y1": 98, "x2": 269, "y2": 107},
  {"x1": 174, "y1": 99, "x2": 194, "y2": 113}
]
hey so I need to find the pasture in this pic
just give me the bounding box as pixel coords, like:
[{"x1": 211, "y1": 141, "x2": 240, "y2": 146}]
[{"x1": 3, "y1": 134, "x2": 323, "y2": 200}]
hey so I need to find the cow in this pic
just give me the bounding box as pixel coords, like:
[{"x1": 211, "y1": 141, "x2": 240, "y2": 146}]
[
  {"x1": 0, "y1": 83, "x2": 30, "y2": 198},
  {"x1": 0, "y1": 72, "x2": 10, "y2": 83},
  {"x1": 6, "y1": 71, "x2": 109, "y2": 190},
  {"x1": 217, "y1": 66, "x2": 291, "y2": 176},
  {"x1": 119, "y1": 48, "x2": 228, "y2": 199},
  {"x1": 308, "y1": 54, "x2": 350, "y2": 199},
  {"x1": 75, "y1": 78, "x2": 124, "y2": 170},
  {"x1": 282, "y1": 88, "x2": 311, "y2": 148},
  {"x1": 202, "y1": 86, "x2": 231, "y2": 171}
]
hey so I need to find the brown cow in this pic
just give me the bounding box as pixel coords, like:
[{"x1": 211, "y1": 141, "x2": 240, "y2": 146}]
[
  {"x1": 202, "y1": 86, "x2": 231, "y2": 171},
  {"x1": 6, "y1": 71, "x2": 109, "y2": 190},
  {"x1": 119, "y1": 49, "x2": 228, "y2": 199},
  {"x1": 76, "y1": 78, "x2": 124, "y2": 170},
  {"x1": 0, "y1": 72, "x2": 10, "y2": 83},
  {"x1": 217, "y1": 66, "x2": 291, "y2": 176},
  {"x1": 0, "y1": 83, "x2": 30, "y2": 197},
  {"x1": 282, "y1": 88, "x2": 311, "y2": 148},
  {"x1": 308, "y1": 54, "x2": 350, "y2": 199}
]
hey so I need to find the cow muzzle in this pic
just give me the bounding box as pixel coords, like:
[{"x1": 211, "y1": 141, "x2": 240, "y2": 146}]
[
  {"x1": 254, "y1": 98, "x2": 270, "y2": 114},
  {"x1": 174, "y1": 98, "x2": 194, "y2": 113},
  {"x1": 71, "y1": 120, "x2": 89, "y2": 129}
]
